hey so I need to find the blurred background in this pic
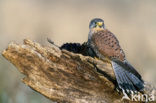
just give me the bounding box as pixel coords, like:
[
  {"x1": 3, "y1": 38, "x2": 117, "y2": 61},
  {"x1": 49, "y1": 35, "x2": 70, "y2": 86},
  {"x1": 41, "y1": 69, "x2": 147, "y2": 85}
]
[{"x1": 0, "y1": 0, "x2": 156, "y2": 103}]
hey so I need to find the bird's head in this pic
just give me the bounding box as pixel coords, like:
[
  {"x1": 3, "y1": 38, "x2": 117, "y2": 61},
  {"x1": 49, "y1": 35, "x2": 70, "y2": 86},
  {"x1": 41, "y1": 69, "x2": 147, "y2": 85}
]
[{"x1": 89, "y1": 18, "x2": 105, "y2": 31}]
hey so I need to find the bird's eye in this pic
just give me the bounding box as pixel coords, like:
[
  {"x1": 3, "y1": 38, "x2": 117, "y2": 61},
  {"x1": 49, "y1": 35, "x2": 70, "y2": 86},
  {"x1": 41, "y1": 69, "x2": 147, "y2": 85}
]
[{"x1": 95, "y1": 22, "x2": 97, "y2": 26}]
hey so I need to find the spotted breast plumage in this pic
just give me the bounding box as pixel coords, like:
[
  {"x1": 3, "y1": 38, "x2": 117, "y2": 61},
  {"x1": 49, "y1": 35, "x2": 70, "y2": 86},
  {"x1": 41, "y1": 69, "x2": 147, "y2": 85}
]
[
  {"x1": 88, "y1": 18, "x2": 144, "y2": 94},
  {"x1": 91, "y1": 29, "x2": 125, "y2": 61}
]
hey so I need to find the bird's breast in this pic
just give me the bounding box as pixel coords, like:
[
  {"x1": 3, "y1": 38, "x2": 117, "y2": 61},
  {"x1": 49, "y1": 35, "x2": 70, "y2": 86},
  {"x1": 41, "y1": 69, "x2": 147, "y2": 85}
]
[{"x1": 91, "y1": 29, "x2": 125, "y2": 61}]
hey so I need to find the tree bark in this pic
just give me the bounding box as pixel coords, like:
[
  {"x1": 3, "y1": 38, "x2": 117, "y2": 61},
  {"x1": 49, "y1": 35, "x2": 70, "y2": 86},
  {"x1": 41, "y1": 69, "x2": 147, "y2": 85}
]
[{"x1": 2, "y1": 39, "x2": 156, "y2": 103}]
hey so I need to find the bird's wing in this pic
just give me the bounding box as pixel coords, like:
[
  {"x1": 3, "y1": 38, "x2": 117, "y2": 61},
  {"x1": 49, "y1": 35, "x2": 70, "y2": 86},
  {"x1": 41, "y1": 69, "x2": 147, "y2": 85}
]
[
  {"x1": 123, "y1": 60, "x2": 143, "y2": 82},
  {"x1": 60, "y1": 43, "x2": 81, "y2": 53},
  {"x1": 92, "y1": 29, "x2": 125, "y2": 61}
]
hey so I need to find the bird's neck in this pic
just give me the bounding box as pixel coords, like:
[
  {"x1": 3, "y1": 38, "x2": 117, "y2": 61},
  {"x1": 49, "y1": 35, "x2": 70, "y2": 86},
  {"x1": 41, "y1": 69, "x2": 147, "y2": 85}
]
[
  {"x1": 88, "y1": 28, "x2": 106, "y2": 43},
  {"x1": 89, "y1": 28, "x2": 105, "y2": 36},
  {"x1": 92, "y1": 28, "x2": 104, "y2": 32}
]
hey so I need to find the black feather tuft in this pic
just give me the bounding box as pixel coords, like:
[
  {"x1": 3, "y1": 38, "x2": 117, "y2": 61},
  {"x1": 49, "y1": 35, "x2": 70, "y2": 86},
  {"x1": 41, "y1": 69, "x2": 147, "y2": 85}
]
[
  {"x1": 60, "y1": 42, "x2": 97, "y2": 57},
  {"x1": 60, "y1": 43, "x2": 82, "y2": 53}
]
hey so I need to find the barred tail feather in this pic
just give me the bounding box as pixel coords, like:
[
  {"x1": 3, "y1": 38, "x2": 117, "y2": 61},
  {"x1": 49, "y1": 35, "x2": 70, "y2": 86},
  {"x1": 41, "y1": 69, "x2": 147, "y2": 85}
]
[{"x1": 111, "y1": 60, "x2": 144, "y2": 94}]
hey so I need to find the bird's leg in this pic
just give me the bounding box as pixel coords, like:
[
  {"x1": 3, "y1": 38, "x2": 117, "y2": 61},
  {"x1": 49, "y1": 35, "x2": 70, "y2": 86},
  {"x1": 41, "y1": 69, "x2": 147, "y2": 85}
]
[
  {"x1": 94, "y1": 56, "x2": 111, "y2": 63},
  {"x1": 94, "y1": 57, "x2": 100, "y2": 61}
]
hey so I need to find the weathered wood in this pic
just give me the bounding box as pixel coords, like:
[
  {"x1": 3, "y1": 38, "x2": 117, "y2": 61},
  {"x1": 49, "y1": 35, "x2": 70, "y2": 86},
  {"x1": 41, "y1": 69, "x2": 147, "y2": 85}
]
[{"x1": 2, "y1": 39, "x2": 156, "y2": 103}]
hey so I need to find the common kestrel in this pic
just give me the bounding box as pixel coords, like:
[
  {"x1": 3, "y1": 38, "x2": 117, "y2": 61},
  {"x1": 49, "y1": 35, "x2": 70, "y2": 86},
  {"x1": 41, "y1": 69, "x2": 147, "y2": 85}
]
[{"x1": 88, "y1": 18, "x2": 144, "y2": 94}]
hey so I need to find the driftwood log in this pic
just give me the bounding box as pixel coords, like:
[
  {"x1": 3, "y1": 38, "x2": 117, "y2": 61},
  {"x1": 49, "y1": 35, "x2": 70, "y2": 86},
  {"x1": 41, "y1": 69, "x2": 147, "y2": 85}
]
[{"x1": 2, "y1": 39, "x2": 156, "y2": 103}]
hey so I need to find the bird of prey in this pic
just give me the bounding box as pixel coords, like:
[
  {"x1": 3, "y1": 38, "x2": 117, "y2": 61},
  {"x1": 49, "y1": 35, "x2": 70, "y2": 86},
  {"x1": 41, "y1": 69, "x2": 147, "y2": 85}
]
[{"x1": 88, "y1": 18, "x2": 144, "y2": 94}]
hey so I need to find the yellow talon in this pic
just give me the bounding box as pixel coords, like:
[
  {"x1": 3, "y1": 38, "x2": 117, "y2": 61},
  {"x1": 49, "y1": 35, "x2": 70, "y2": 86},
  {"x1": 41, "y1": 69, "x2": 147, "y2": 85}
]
[
  {"x1": 94, "y1": 56, "x2": 111, "y2": 63},
  {"x1": 94, "y1": 57, "x2": 99, "y2": 60}
]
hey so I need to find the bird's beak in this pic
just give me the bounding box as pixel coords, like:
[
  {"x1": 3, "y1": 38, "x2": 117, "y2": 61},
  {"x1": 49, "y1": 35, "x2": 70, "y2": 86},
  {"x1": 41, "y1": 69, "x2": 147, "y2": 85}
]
[{"x1": 96, "y1": 22, "x2": 103, "y2": 27}]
